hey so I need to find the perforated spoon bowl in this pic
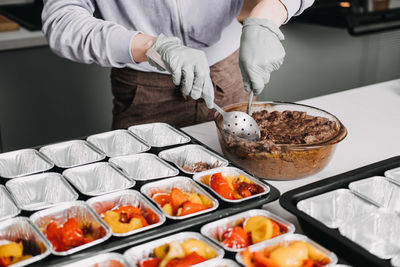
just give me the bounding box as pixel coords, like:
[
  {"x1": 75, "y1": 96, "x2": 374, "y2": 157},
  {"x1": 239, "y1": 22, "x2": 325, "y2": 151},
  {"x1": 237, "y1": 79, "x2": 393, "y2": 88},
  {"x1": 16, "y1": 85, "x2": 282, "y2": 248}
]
[{"x1": 146, "y1": 48, "x2": 261, "y2": 141}]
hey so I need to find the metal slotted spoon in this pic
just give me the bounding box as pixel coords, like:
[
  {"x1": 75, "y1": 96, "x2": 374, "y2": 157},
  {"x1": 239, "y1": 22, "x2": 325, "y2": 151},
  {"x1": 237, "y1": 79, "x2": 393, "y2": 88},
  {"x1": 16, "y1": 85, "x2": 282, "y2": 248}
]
[{"x1": 146, "y1": 48, "x2": 261, "y2": 141}]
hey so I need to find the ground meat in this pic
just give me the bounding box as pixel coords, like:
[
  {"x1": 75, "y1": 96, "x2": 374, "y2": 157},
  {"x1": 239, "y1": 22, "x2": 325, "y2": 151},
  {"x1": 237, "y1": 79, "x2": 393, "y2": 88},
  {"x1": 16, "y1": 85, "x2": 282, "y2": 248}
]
[
  {"x1": 251, "y1": 110, "x2": 338, "y2": 145},
  {"x1": 183, "y1": 161, "x2": 219, "y2": 172}
]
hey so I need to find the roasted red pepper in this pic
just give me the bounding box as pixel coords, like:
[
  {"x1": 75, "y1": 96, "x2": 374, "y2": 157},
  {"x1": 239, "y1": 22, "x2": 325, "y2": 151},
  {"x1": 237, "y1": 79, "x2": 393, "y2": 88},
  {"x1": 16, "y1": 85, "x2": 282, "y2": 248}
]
[
  {"x1": 140, "y1": 258, "x2": 160, "y2": 267},
  {"x1": 165, "y1": 252, "x2": 206, "y2": 267},
  {"x1": 210, "y1": 173, "x2": 234, "y2": 199},
  {"x1": 179, "y1": 202, "x2": 209, "y2": 216},
  {"x1": 223, "y1": 226, "x2": 251, "y2": 249}
]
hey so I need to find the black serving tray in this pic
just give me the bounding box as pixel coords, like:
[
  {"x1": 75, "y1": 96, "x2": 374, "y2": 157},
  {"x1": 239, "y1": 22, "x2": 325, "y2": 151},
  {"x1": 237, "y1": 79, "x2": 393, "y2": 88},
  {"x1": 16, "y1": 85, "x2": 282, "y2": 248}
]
[
  {"x1": 6, "y1": 125, "x2": 280, "y2": 266},
  {"x1": 280, "y1": 155, "x2": 400, "y2": 267}
]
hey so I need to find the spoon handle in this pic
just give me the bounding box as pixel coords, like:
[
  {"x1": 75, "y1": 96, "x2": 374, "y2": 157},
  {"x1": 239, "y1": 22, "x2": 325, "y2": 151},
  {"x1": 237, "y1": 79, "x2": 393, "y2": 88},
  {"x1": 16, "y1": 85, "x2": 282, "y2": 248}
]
[
  {"x1": 213, "y1": 104, "x2": 226, "y2": 116},
  {"x1": 247, "y1": 91, "x2": 254, "y2": 115}
]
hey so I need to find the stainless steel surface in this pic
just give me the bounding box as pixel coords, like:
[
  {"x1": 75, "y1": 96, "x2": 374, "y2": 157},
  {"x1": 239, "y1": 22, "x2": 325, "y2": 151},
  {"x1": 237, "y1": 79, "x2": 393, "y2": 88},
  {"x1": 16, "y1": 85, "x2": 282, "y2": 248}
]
[
  {"x1": 87, "y1": 189, "x2": 166, "y2": 237},
  {"x1": 0, "y1": 148, "x2": 54, "y2": 178},
  {"x1": 247, "y1": 91, "x2": 253, "y2": 115},
  {"x1": 87, "y1": 129, "x2": 150, "y2": 158},
  {"x1": 235, "y1": 233, "x2": 338, "y2": 266},
  {"x1": 297, "y1": 188, "x2": 377, "y2": 229},
  {"x1": 110, "y1": 153, "x2": 179, "y2": 181},
  {"x1": 140, "y1": 176, "x2": 219, "y2": 220},
  {"x1": 29, "y1": 201, "x2": 112, "y2": 256},
  {"x1": 158, "y1": 144, "x2": 228, "y2": 175},
  {"x1": 128, "y1": 122, "x2": 190, "y2": 148},
  {"x1": 60, "y1": 252, "x2": 130, "y2": 267},
  {"x1": 39, "y1": 140, "x2": 106, "y2": 168},
  {"x1": 349, "y1": 176, "x2": 400, "y2": 213},
  {"x1": 339, "y1": 209, "x2": 400, "y2": 260},
  {"x1": 0, "y1": 217, "x2": 51, "y2": 267},
  {"x1": 145, "y1": 49, "x2": 260, "y2": 141},
  {"x1": 123, "y1": 231, "x2": 224, "y2": 267},
  {"x1": 0, "y1": 185, "x2": 20, "y2": 221},
  {"x1": 192, "y1": 166, "x2": 270, "y2": 203},
  {"x1": 200, "y1": 209, "x2": 295, "y2": 252},
  {"x1": 385, "y1": 166, "x2": 400, "y2": 186},
  {"x1": 6, "y1": 172, "x2": 78, "y2": 211},
  {"x1": 63, "y1": 162, "x2": 135, "y2": 196}
]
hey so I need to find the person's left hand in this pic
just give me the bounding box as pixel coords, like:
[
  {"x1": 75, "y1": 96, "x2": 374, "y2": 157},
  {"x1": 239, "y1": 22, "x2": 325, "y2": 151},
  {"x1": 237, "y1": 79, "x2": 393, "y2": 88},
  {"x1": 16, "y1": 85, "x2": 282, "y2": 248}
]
[{"x1": 239, "y1": 18, "x2": 285, "y2": 96}]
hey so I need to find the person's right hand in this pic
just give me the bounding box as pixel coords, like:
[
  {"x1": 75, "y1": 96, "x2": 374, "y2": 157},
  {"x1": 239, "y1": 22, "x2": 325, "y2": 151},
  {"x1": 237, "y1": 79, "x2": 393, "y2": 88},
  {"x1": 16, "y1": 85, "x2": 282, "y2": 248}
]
[{"x1": 147, "y1": 34, "x2": 214, "y2": 109}]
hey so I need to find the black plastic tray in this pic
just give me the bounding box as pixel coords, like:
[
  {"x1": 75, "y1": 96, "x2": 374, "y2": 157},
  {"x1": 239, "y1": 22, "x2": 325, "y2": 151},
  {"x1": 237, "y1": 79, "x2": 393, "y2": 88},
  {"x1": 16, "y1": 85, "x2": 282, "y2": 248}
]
[
  {"x1": 280, "y1": 155, "x2": 400, "y2": 267},
  {"x1": 3, "y1": 126, "x2": 280, "y2": 266}
]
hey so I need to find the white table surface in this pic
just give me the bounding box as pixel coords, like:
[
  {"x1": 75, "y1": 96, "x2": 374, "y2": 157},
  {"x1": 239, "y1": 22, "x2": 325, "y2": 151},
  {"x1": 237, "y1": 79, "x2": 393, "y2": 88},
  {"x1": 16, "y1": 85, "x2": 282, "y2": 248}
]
[{"x1": 182, "y1": 79, "x2": 400, "y2": 231}]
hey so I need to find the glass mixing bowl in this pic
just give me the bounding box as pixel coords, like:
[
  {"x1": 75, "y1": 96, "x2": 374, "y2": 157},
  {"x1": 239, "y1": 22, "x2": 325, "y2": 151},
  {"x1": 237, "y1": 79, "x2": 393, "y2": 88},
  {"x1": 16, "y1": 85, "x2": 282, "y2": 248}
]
[{"x1": 214, "y1": 101, "x2": 347, "y2": 180}]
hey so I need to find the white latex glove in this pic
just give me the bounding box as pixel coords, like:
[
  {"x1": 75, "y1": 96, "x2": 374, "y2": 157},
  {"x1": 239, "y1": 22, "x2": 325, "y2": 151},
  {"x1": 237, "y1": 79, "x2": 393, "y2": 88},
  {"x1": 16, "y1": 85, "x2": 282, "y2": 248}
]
[
  {"x1": 147, "y1": 34, "x2": 214, "y2": 108},
  {"x1": 239, "y1": 18, "x2": 285, "y2": 95}
]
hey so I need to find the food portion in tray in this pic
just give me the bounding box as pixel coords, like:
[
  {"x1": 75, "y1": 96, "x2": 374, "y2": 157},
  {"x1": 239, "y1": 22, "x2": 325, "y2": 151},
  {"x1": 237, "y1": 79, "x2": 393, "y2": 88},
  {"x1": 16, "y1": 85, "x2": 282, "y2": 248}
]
[
  {"x1": 201, "y1": 209, "x2": 295, "y2": 252},
  {"x1": 152, "y1": 187, "x2": 213, "y2": 217},
  {"x1": 183, "y1": 161, "x2": 219, "y2": 173},
  {"x1": 0, "y1": 241, "x2": 33, "y2": 266},
  {"x1": 193, "y1": 167, "x2": 269, "y2": 202},
  {"x1": 237, "y1": 234, "x2": 336, "y2": 267},
  {"x1": 124, "y1": 232, "x2": 222, "y2": 267}
]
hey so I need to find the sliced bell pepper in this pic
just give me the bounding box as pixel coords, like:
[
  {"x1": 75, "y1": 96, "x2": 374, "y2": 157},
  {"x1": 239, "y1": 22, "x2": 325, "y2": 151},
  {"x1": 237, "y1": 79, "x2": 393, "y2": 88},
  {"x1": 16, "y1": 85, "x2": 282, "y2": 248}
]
[
  {"x1": 179, "y1": 202, "x2": 209, "y2": 216},
  {"x1": 170, "y1": 188, "x2": 188, "y2": 213},
  {"x1": 210, "y1": 173, "x2": 234, "y2": 199}
]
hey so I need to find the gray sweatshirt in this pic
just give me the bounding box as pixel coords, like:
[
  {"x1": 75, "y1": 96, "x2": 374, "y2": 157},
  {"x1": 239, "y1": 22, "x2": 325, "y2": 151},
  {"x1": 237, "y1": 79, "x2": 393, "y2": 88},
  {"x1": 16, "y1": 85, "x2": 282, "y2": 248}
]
[{"x1": 42, "y1": 0, "x2": 313, "y2": 73}]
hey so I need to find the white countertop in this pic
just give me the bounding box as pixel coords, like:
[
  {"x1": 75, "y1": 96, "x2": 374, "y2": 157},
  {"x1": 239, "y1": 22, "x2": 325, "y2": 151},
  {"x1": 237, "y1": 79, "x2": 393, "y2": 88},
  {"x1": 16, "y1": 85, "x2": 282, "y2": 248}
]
[
  {"x1": 0, "y1": 28, "x2": 46, "y2": 51},
  {"x1": 182, "y1": 79, "x2": 400, "y2": 230}
]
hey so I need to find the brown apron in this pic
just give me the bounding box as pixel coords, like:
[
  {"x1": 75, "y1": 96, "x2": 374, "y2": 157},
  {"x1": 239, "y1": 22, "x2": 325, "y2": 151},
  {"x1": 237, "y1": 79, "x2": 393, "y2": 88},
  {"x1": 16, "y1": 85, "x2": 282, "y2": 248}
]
[{"x1": 110, "y1": 50, "x2": 248, "y2": 129}]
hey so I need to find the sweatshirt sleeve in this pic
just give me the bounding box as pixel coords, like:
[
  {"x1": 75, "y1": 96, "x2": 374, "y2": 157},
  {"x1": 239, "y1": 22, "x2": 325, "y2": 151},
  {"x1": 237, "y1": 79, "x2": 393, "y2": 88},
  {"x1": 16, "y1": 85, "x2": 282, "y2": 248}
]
[
  {"x1": 280, "y1": 0, "x2": 315, "y2": 22},
  {"x1": 42, "y1": 0, "x2": 140, "y2": 67}
]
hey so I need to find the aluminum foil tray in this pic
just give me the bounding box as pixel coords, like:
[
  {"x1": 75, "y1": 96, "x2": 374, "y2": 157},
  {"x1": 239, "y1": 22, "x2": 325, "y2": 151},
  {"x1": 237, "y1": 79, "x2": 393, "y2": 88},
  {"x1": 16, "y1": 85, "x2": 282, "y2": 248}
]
[
  {"x1": 60, "y1": 252, "x2": 130, "y2": 267},
  {"x1": 339, "y1": 209, "x2": 400, "y2": 259},
  {"x1": 280, "y1": 156, "x2": 400, "y2": 267},
  {"x1": 29, "y1": 201, "x2": 111, "y2": 256},
  {"x1": 39, "y1": 140, "x2": 105, "y2": 169},
  {"x1": 123, "y1": 231, "x2": 224, "y2": 267},
  {"x1": 0, "y1": 185, "x2": 20, "y2": 221},
  {"x1": 193, "y1": 166, "x2": 270, "y2": 203},
  {"x1": 63, "y1": 162, "x2": 135, "y2": 196},
  {"x1": 109, "y1": 153, "x2": 178, "y2": 181},
  {"x1": 141, "y1": 176, "x2": 219, "y2": 220},
  {"x1": 87, "y1": 189, "x2": 166, "y2": 237},
  {"x1": 6, "y1": 172, "x2": 78, "y2": 211},
  {"x1": 128, "y1": 122, "x2": 190, "y2": 147},
  {"x1": 201, "y1": 209, "x2": 295, "y2": 252},
  {"x1": 0, "y1": 149, "x2": 54, "y2": 179},
  {"x1": 297, "y1": 188, "x2": 377, "y2": 229},
  {"x1": 385, "y1": 166, "x2": 400, "y2": 186},
  {"x1": 235, "y1": 233, "x2": 338, "y2": 267},
  {"x1": 87, "y1": 129, "x2": 150, "y2": 158},
  {"x1": 0, "y1": 217, "x2": 51, "y2": 266},
  {"x1": 158, "y1": 144, "x2": 228, "y2": 174},
  {"x1": 349, "y1": 176, "x2": 400, "y2": 213},
  {"x1": 195, "y1": 258, "x2": 241, "y2": 267}
]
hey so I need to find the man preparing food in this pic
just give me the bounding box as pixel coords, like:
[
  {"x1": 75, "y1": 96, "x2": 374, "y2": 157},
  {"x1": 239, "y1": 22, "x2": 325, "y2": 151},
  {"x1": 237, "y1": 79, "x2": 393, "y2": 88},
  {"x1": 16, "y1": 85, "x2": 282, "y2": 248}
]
[{"x1": 42, "y1": 0, "x2": 313, "y2": 128}]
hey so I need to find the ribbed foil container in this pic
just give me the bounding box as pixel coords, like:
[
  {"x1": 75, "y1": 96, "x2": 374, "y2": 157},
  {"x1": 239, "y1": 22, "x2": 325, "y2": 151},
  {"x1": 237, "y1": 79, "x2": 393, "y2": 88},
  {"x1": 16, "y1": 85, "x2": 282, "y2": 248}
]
[
  {"x1": 195, "y1": 258, "x2": 241, "y2": 267},
  {"x1": 0, "y1": 217, "x2": 51, "y2": 267},
  {"x1": 63, "y1": 162, "x2": 135, "y2": 196},
  {"x1": 140, "y1": 176, "x2": 219, "y2": 220},
  {"x1": 385, "y1": 167, "x2": 400, "y2": 186},
  {"x1": 297, "y1": 189, "x2": 377, "y2": 229},
  {"x1": 192, "y1": 167, "x2": 270, "y2": 203},
  {"x1": 158, "y1": 144, "x2": 229, "y2": 175},
  {"x1": 0, "y1": 149, "x2": 54, "y2": 179},
  {"x1": 201, "y1": 209, "x2": 295, "y2": 252},
  {"x1": 128, "y1": 122, "x2": 190, "y2": 147},
  {"x1": 6, "y1": 172, "x2": 79, "y2": 211},
  {"x1": 110, "y1": 153, "x2": 179, "y2": 181},
  {"x1": 29, "y1": 201, "x2": 112, "y2": 256},
  {"x1": 87, "y1": 129, "x2": 150, "y2": 158},
  {"x1": 349, "y1": 176, "x2": 400, "y2": 213},
  {"x1": 39, "y1": 140, "x2": 106, "y2": 169},
  {"x1": 339, "y1": 209, "x2": 400, "y2": 260},
  {"x1": 235, "y1": 233, "x2": 338, "y2": 266},
  {"x1": 87, "y1": 189, "x2": 166, "y2": 237},
  {"x1": 123, "y1": 232, "x2": 224, "y2": 266},
  {"x1": 392, "y1": 255, "x2": 400, "y2": 267},
  {"x1": 0, "y1": 185, "x2": 20, "y2": 221},
  {"x1": 60, "y1": 252, "x2": 130, "y2": 267}
]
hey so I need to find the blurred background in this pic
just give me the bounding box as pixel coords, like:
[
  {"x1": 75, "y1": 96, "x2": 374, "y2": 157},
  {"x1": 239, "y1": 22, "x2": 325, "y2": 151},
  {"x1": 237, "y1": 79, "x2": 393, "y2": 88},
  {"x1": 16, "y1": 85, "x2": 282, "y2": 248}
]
[{"x1": 0, "y1": 0, "x2": 399, "y2": 151}]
